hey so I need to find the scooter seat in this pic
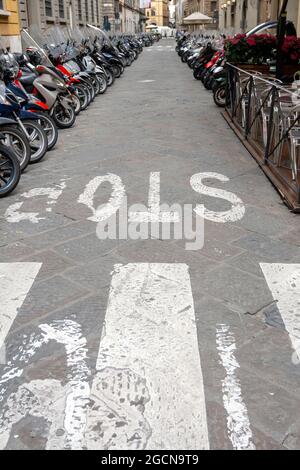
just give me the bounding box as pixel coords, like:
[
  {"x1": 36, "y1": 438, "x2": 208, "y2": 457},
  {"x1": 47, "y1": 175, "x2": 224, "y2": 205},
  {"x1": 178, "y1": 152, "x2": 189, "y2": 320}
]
[{"x1": 19, "y1": 73, "x2": 36, "y2": 86}]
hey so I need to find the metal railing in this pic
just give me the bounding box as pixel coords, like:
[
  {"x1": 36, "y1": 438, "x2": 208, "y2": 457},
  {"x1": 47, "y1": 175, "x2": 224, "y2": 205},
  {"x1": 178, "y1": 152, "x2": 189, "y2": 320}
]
[{"x1": 226, "y1": 64, "x2": 300, "y2": 206}]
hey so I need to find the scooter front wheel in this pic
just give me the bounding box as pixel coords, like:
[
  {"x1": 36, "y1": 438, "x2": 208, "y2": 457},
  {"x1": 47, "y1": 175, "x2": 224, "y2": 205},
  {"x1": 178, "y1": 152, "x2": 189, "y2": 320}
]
[
  {"x1": 37, "y1": 114, "x2": 59, "y2": 151},
  {"x1": 52, "y1": 101, "x2": 76, "y2": 129},
  {"x1": 0, "y1": 125, "x2": 31, "y2": 171},
  {"x1": 97, "y1": 74, "x2": 108, "y2": 94},
  {"x1": 213, "y1": 84, "x2": 227, "y2": 108},
  {"x1": 0, "y1": 144, "x2": 21, "y2": 197},
  {"x1": 105, "y1": 68, "x2": 114, "y2": 87},
  {"x1": 112, "y1": 64, "x2": 122, "y2": 78},
  {"x1": 23, "y1": 121, "x2": 48, "y2": 164},
  {"x1": 74, "y1": 84, "x2": 89, "y2": 111},
  {"x1": 193, "y1": 67, "x2": 203, "y2": 80}
]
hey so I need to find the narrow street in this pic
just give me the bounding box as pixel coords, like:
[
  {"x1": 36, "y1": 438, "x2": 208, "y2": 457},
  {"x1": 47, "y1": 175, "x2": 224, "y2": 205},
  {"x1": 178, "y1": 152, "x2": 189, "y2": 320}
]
[{"x1": 0, "y1": 39, "x2": 300, "y2": 450}]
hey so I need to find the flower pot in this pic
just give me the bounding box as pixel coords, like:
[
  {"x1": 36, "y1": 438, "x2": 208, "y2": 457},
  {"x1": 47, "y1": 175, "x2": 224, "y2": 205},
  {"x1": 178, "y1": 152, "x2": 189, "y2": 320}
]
[
  {"x1": 234, "y1": 63, "x2": 270, "y2": 74},
  {"x1": 282, "y1": 64, "x2": 300, "y2": 77}
]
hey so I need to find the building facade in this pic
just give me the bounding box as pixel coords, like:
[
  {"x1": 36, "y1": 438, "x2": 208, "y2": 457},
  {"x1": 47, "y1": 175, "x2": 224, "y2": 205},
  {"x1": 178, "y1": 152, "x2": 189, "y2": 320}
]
[
  {"x1": 175, "y1": 0, "x2": 219, "y2": 29},
  {"x1": 145, "y1": 0, "x2": 169, "y2": 27},
  {"x1": 219, "y1": 0, "x2": 300, "y2": 35},
  {"x1": 18, "y1": 0, "x2": 144, "y2": 34},
  {"x1": 19, "y1": 0, "x2": 104, "y2": 31},
  {"x1": 186, "y1": 0, "x2": 219, "y2": 23},
  {"x1": 0, "y1": 0, "x2": 22, "y2": 50},
  {"x1": 120, "y1": 0, "x2": 144, "y2": 33},
  {"x1": 175, "y1": 0, "x2": 185, "y2": 27},
  {"x1": 169, "y1": 0, "x2": 176, "y2": 27}
]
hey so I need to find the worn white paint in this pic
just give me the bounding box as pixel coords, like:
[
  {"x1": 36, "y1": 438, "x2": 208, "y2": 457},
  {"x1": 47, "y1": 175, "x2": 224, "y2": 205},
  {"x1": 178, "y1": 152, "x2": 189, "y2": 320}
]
[
  {"x1": 0, "y1": 263, "x2": 42, "y2": 352},
  {"x1": 4, "y1": 181, "x2": 66, "y2": 224},
  {"x1": 0, "y1": 320, "x2": 90, "y2": 450},
  {"x1": 85, "y1": 263, "x2": 209, "y2": 450},
  {"x1": 78, "y1": 174, "x2": 126, "y2": 223},
  {"x1": 138, "y1": 80, "x2": 156, "y2": 83},
  {"x1": 190, "y1": 172, "x2": 245, "y2": 223},
  {"x1": 129, "y1": 172, "x2": 180, "y2": 223},
  {"x1": 216, "y1": 324, "x2": 255, "y2": 450},
  {"x1": 260, "y1": 263, "x2": 300, "y2": 364}
]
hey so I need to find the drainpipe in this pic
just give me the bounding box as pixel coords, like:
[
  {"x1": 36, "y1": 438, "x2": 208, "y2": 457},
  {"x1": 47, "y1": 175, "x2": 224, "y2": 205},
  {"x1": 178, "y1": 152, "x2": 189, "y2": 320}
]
[{"x1": 26, "y1": 0, "x2": 42, "y2": 30}]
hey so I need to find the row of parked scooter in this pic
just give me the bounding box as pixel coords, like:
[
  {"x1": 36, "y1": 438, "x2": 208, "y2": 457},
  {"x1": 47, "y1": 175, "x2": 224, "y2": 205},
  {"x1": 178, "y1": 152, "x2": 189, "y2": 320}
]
[
  {"x1": 0, "y1": 27, "x2": 159, "y2": 198},
  {"x1": 176, "y1": 34, "x2": 227, "y2": 108}
]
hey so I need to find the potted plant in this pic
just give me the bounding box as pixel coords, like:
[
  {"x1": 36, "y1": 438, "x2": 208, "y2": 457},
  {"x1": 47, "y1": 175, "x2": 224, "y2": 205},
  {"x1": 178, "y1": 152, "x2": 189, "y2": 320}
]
[{"x1": 225, "y1": 34, "x2": 278, "y2": 73}]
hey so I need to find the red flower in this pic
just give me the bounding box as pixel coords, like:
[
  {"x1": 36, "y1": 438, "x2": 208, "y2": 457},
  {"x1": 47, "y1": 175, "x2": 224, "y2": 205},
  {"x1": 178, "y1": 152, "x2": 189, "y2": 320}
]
[
  {"x1": 290, "y1": 52, "x2": 298, "y2": 61},
  {"x1": 235, "y1": 33, "x2": 246, "y2": 40},
  {"x1": 246, "y1": 37, "x2": 256, "y2": 47}
]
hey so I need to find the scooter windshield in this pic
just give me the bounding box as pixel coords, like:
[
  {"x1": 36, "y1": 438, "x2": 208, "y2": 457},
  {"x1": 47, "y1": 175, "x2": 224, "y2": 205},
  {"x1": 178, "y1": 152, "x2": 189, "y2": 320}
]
[
  {"x1": 21, "y1": 27, "x2": 53, "y2": 68},
  {"x1": 43, "y1": 26, "x2": 68, "y2": 61},
  {"x1": 87, "y1": 25, "x2": 111, "y2": 49}
]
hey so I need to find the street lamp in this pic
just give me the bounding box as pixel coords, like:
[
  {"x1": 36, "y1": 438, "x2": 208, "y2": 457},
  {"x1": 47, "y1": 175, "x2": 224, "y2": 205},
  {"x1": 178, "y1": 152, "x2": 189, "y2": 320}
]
[{"x1": 276, "y1": 0, "x2": 288, "y2": 79}]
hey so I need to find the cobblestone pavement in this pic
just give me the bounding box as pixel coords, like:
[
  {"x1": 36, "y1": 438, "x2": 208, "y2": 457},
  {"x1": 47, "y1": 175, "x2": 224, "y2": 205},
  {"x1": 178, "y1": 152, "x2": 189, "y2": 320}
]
[{"x1": 0, "y1": 39, "x2": 299, "y2": 450}]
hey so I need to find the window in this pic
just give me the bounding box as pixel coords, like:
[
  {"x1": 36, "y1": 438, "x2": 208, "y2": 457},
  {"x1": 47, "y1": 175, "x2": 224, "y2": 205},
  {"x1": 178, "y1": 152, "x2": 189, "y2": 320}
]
[
  {"x1": 211, "y1": 1, "x2": 217, "y2": 13},
  {"x1": 78, "y1": 0, "x2": 82, "y2": 21},
  {"x1": 85, "y1": 0, "x2": 89, "y2": 22},
  {"x1": 231, "y1": 3, "x2": 236, "y2": 28},
  {"x1": 45, "y1": 0, "x2": 53, "y2": 17},
  {"x1": 0, "y1": 1, "x2": 4, "y2": 10},
  {"x1": 58, "y1": 0, "x2": 65, "y2": 18}
]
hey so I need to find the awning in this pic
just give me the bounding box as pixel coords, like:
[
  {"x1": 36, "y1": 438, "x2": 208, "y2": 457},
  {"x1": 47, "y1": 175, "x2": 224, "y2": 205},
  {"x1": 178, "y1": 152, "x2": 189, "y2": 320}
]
[{"x1": 183, "y1": 12, "x2": 213, "y2": 24}]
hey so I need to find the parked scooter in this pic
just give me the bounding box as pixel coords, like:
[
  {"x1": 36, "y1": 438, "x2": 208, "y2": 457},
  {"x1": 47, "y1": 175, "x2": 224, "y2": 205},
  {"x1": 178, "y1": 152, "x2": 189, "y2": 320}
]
[
  {"x1": 0, "y1": 79, "x2": 47, "y2": 166},
  {"x1": 1, "y1": 51, "x2": 58, "y2": 150},
  {"x1": 19, "y1": 30, "x2": 78, "y2": 129}
]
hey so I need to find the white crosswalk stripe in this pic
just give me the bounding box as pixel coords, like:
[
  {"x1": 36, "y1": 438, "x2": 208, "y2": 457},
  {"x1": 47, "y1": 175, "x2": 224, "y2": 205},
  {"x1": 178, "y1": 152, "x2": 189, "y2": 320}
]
[
  {"x1": 261, "y1": 263, "x2": 300, "y2": 364},
  {"x1": 86, "y1": 263, "x2": 209, "y2": 450},
  {"x1": 0, "y1": 263, "x2": 42, "y2": 354}
]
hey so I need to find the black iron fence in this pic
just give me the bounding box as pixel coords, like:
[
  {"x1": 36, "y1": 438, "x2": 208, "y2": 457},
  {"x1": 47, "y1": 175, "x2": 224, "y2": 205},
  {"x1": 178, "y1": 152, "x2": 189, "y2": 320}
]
[{"x1": 225, "y1": 64, "x2": 300, "y2": 209}]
